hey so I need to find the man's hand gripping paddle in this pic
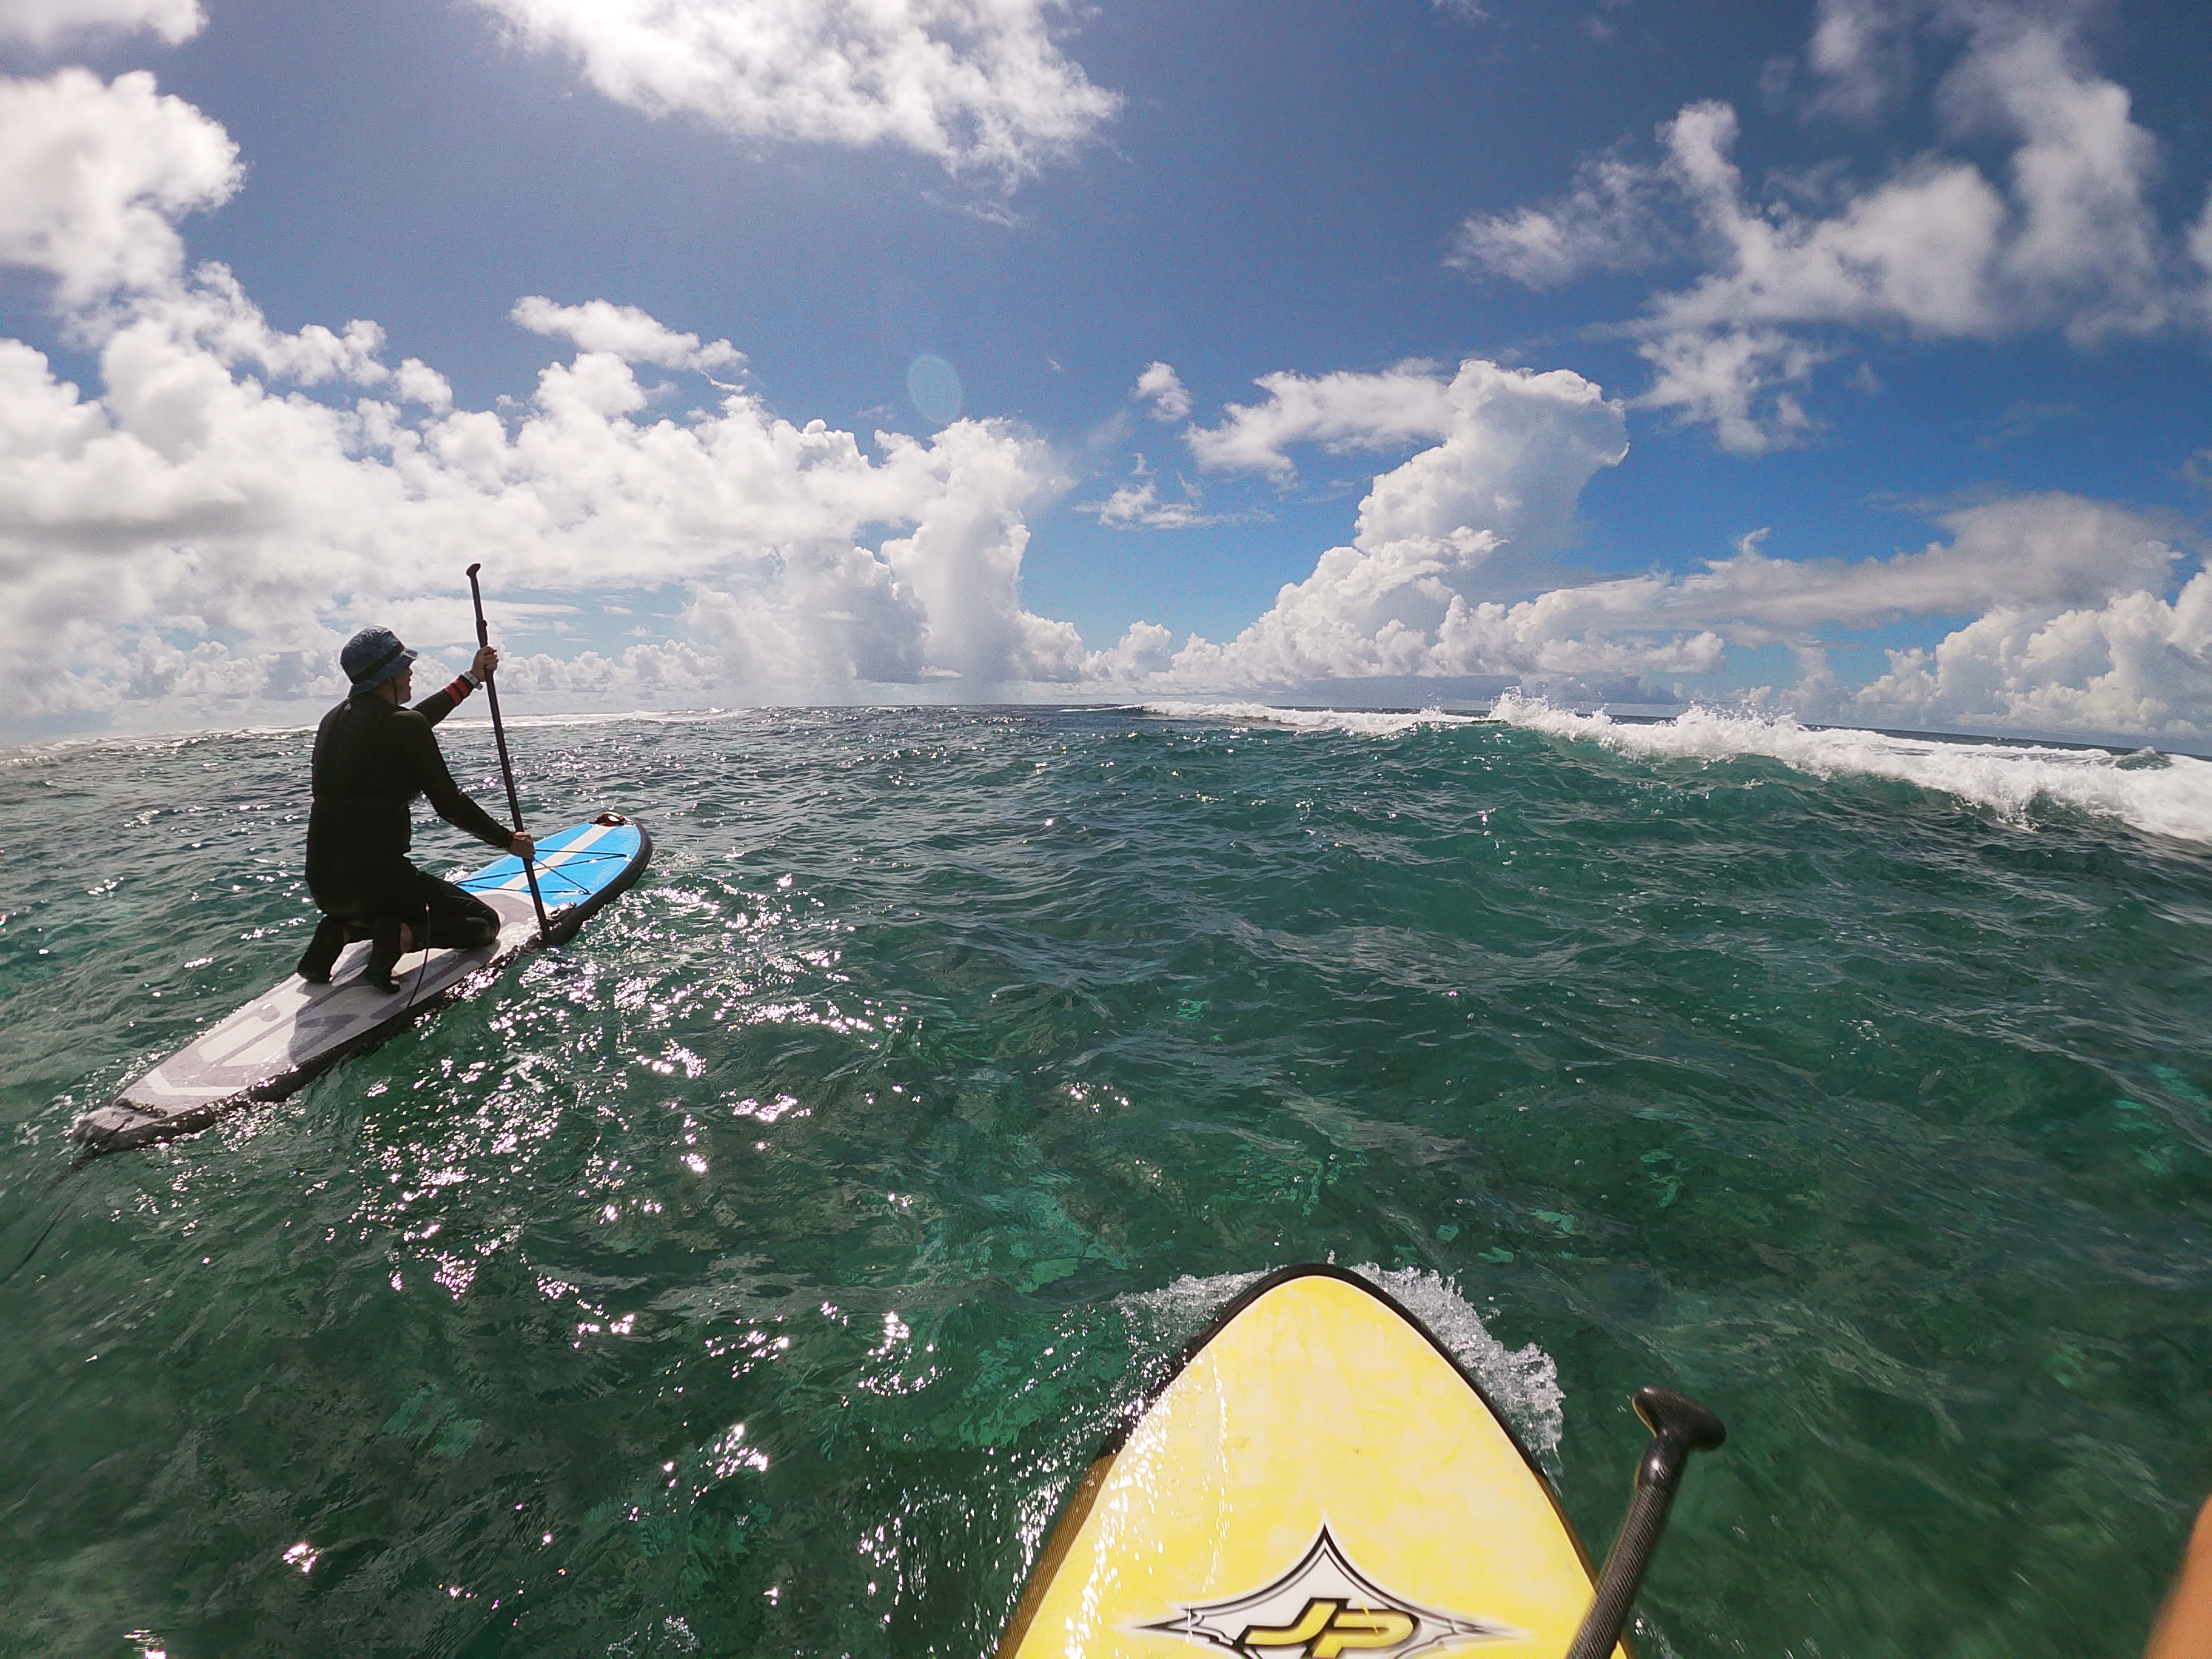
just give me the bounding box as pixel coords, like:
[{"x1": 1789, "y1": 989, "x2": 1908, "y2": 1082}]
[
  {"x1": 1562, "y1": 1387, "x2": 1727, "y2": 1659},
  {"x1": 466, "y1": 561, "x2": 551, "y2": 944}
]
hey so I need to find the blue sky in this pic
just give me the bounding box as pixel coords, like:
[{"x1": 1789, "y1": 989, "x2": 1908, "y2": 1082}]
[{"x1": 2, "y1": 0, "x2": 2210, "y2": 741}]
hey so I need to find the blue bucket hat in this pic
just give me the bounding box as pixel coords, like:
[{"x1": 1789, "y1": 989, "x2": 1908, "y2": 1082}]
[{"x1": 341, "y1": 625, "x2": 415, "y2": 694}]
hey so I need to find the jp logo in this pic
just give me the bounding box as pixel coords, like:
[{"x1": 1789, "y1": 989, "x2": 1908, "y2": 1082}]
[
  {"x1": 1243, "y1": 1598, "x2": 1415, "y2": 1655},
  {"x1": 1141, "y1": 1526, "x2": 1522, "y2": 1659}
]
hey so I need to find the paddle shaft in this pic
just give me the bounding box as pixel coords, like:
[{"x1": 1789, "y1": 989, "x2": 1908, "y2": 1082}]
[
  {"x1": 1562, "y1": 1387, "x2": 1726, "y2": 1659},
  {"x1": 464, "y1": 562, "x2": 551, "y2": 943}
]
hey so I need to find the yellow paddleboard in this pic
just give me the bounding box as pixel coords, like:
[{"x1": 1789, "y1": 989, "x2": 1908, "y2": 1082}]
[{"x1": 997, "y1": 1265, "x2": 1624, "y2": 1659}]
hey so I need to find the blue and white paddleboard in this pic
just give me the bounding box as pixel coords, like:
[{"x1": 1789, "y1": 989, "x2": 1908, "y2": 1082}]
[{"x1": 72, "y1": 815, "x2": 651, "y2": 1155}]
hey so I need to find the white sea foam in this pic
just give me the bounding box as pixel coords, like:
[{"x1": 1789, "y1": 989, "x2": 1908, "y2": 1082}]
[
  {"x1": 1492, "y1": 694, "x2": 2212, "y2": 847},
  {"x1": 1141, "y1": 701, "x2": 1480, "y2": 738},
  {"x1": 1117, "y1": 1268, "x2": 1268, "y2": 1353},
  {"x1": 1119, "y1": 1265, "x2": 1564, "y2": 1459},
  {"x1": 1349, "y1": 1264, "x2": 1564, "y2": 1458}
]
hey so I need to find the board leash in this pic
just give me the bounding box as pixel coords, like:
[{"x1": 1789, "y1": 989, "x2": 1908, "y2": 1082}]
[
  {"x1": 465, "y1": 561, "x2": 551, "y2": 945},
  {"x1": 0, "y1": 1188, "x2": 74, "y2": 1284},
  {"x1": 0, "y1": 1151, "x2": 101, "y2": 1284}
]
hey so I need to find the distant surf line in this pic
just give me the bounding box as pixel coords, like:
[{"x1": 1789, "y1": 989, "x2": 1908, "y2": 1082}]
[{"x1": 1144, "y1": 696, "x2": 2212, "y2": 847}]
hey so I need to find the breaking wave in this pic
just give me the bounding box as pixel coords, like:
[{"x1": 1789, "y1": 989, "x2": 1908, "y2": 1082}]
[
  {"x1": 1490, "y1": 694, "x2": 2212, "y2": 846},
  {"x1": 1140, "y1": 701, "x2": 1478, "y2": 738}
]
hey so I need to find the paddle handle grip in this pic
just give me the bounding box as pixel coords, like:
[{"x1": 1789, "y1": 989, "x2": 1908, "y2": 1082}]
[
  {"x1": 1562, "y1": 1387, "x2": 1725, "y2": 1659},
  {"x1": 464, "y1": 561, "x2": 551, "y2": 942}
]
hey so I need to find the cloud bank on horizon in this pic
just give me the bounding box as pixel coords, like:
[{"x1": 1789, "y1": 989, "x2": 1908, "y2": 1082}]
[{"x1": 0, "y1": 0, "x2": 2208, "y2": 744}]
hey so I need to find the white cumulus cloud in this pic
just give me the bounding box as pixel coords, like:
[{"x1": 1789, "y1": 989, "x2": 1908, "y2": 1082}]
[
  {"x1": 1187, "y1": 361, "x2": 1459, "y2": 479},
  {"x1": 0, "y1": 70, "x2": 1085, "y2": 730},
  {"x1": 1132, "y1": 361, "x2": 1190, "y2": 422},
  {"x1": 1128, "y1": 360, "x2": 2194, "y2": 719},
  {"x1": 466, "y1": 0, "x2": 1121, "y2": 179},
  {"x1": 1159, "y1": 358, "x2": 1635, "y2": 686},
  {"x1": 5, "y1": 70, "x2": 2208, "y2": 742},
  {"x1": 1448, "y1": 152, "x2": 1681, "y2": 289},
  {"x1": 1858, "y1": 573, "x2": 2212, "y2": 739},
  {"x1": 511, "y1": 296, "x2": 742, "y2": 372},
  {"x1": 0, "y1": 0, "x2": 202, "y2": 47},
  {"x1": 1454, "y1": 2, "x2": 2202, "y2": 451},
  {"x1": 1190, "y1": 358, "x2": 1629, "y2": 561},
  {"x1": 1532, "y1": 494, "x2": 2180, "y2": 647},
  {"x1": 0, "y1": 68, "x2": 238, "y2": 307},
  {"x1": 0, "y1": 306, "x2": 1084, "y2": 712},
  {"x1": 1802, "y1": 0, "x2": 1922, "y2": 122},
  {"x1": 1081, "y1": 475, "x2": 1227, "y2": 531}
]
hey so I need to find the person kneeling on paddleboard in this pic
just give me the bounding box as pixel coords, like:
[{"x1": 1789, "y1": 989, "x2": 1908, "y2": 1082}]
[{"x1": 297, "y1": 626, "x2": 535, "y2": 993}]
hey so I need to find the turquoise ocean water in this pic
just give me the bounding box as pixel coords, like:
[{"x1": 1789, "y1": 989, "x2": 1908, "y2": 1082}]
[{"x1": 3, "y1": 701, "x2": 2210, "y2": 1658}]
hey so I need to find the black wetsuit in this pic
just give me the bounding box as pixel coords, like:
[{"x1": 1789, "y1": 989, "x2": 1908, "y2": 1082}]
[{"x1": 304, "y1": 684, "x2": 512, "y2": 950}]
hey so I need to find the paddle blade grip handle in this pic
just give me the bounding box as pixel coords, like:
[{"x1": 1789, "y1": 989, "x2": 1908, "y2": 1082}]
[
  {"x1": 1561, "y1": 1387, "x2": 1726, "y2": 1659},
  {"x1": 466, "y1": 562, "x2": 491, "y2": 648}
]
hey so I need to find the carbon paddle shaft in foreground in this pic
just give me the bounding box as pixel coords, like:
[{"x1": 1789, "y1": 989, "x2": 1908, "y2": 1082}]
[
  {"x1": 465, "y1": 562, "x2": 551, "y2": 942},
  {"x1": 1562, "y1": 1387, "x2": 1726, "y2": 1659}
]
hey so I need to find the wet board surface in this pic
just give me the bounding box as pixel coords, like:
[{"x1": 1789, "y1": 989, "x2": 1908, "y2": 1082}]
[
  {"x1": 71, "y1": 817, "x2": 651, "y2": 1155},
  {"x1": 996, "y1": 1265, "x2": 1623, "y2": 1659}
]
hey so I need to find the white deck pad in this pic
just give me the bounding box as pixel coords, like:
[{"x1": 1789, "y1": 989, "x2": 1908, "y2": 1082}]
[{"x1": 72, "y1": 817, "x2": 650, "y2": 1155}]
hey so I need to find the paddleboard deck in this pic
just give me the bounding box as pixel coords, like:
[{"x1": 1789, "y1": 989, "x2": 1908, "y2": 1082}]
[
  {"x1": 997, "y1": 1264, "x2": 1624, "y2": 1659},
  {"x1": 70, "y1": 815, "x2": 651, "y2": 1156}
]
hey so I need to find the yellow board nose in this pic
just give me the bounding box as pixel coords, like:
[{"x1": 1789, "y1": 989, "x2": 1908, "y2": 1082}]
[{"x1": 996, "y1": 1267, "x2": 1625, "y2": 1659}]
